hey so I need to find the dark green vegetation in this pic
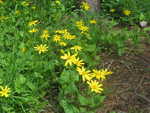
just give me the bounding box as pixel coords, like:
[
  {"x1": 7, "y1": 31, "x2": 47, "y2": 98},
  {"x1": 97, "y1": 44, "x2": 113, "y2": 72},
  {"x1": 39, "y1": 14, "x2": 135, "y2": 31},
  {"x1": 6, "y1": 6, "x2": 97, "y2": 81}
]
[{"x1": 0, "y1": 0, "x2": 149, "y2": 113}]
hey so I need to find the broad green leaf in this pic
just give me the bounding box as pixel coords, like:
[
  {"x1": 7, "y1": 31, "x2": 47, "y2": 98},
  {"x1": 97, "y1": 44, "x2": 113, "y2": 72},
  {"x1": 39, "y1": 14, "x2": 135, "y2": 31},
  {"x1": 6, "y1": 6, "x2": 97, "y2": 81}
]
[
  {"x1": 59, "y1": 70, "x2": 70, "y2": 84},
  {"x1": 91, "y1": 95, "x2": 106, "y2": 107},
  {"x1": 15, "y1": 75, "x2": 26, "y2": 87},
  {"x1": 59, "y1": 70, "x2": 79, "y2": 84},
  {"x1": 78, "y1": 95, "x2": 89, "y2": 106},
  {"x1": 26, "y1": 81, "x2": 36, "y2": 91},
  {"x1": 63, "y1": 83, "x2": 78, "y2": 94},
  {"x1": 60, "y1": 100, "x2": 74, "y2": 113},
  {"x1": 85, "y1": 44, "x2": 96, "y2": 52},
  {"x1": 144, "y1": 27, "x2": 150, "y2": 31},
  {"x1": 79, "y1": 107, "x2": 87, "y2": 113},
  {"x1": 94, "y1": 95, "x2": 105, "y2": 104}
]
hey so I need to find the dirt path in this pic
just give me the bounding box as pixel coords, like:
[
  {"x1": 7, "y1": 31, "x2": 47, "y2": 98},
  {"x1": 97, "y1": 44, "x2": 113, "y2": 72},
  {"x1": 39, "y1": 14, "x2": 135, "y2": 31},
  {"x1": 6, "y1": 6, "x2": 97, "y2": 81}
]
[{"x1": 98, "y1": 42, "x2": 150, "y2": 113}]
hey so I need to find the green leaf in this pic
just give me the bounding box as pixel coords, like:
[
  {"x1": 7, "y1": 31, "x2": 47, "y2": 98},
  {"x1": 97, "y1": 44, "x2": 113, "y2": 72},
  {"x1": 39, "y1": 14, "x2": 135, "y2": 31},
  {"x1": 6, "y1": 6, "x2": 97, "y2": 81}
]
[
  {"x1": 91, "y1": 95, "x2": 106, "y2": 107},
  {"x1": 85, "y1": 44, "x2": 96, "y2": 52},
  {"x1": 59, "y1": 70, "x2": 79, "y2": 84},
  {"x1": 71, "y1": 71, "x2": 79, "y2": 82},
  {"x1": 79, "y1": 107, "x2": 87, "y2": 113},
  {"x1": 26, "y1": 81, "x2": 36, "y2": 91},
  {"x1": 63, "y1": 83, "x2": 78, "y2": 94},
  {"x1": 144, "y1": 27, "x2": 150, "y2": 31},
  {"x1": 15, "y1": 75, "x2": 27, "y2": 93},
  {"x1": 15, "y1": 75, "x2": 26, "y2": 88},
  {"x1": 59, "y1": 70, "x2": 71, "y2": 84},
  {"x1": 110, "y1": 111, "x2": 116, "y2": 113},
  {"x1": 78, "y1": 95, "x2": 89, "y2": 106},
  {"x1": 72, "y1": 106, "x2": 80, "y2": 113},
  {"x1": 118, "y1": 48, "x2": 125, "y2": 56},
  {"x1": 60, "y1": 100, "x2": 79, "y2": 113},
  {"x1": 94, "y1": 95, "x2": 105, "y2": 104}
]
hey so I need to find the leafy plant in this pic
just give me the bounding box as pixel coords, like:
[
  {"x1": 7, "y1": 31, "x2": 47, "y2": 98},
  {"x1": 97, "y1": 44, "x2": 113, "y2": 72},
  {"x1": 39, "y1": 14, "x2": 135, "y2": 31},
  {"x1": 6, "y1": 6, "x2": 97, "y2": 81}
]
[
  {"x1": 0, "y1": 0, "x2": 147, "y2": 113},
  {"x1": 101, "y1": 0, "x2": 150, "y2": 24}
]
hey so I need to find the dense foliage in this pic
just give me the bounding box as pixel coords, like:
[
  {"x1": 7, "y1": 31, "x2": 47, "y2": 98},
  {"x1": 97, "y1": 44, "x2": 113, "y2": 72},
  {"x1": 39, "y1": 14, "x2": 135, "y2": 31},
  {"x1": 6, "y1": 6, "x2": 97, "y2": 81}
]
[
  {"x1": 0, "y1": 0, "x2": 149, "y2": 113},
  {"x1": 101, "y1": 0, "x2": 150, "y2": 24}
]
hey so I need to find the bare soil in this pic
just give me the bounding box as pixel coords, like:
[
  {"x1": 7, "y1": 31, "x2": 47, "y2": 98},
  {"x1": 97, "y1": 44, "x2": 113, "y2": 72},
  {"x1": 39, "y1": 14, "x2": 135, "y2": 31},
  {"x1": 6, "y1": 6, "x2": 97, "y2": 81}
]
[{"x1": 98, "y1": 41, "x2": 150, "y2": 113}]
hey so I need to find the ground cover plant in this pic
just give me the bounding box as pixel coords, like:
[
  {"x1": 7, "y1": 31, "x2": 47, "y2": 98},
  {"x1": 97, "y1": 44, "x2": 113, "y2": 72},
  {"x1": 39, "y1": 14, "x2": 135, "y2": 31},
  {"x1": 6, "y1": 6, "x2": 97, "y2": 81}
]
[
  {"x1": 101, "y1": 0, "x2": 150, "y2": 25},
  {"x1": 0, "y1": 0, "x2": 149, "y2": 113}
]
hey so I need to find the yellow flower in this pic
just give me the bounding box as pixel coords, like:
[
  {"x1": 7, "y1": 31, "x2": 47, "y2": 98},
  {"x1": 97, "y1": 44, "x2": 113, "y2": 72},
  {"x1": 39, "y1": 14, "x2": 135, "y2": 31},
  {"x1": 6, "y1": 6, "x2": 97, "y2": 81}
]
[
  {"x1": 87, "y1": 80, "x2": 103, "y2": 93},
  {"x1": 55, "y1": 29, "x2": 76, "y2": 40},
  {"x1": 58, "y1": 41, "x2": 67, "y2": 46},
  {"x1": 71, "y1": 45, "x2": 82, "y2": 52},
  {"x1": 55, "y1": 29, "x2": 68, "y2": 34},
  {"x1": 53, "y1": 34, "x2": 61, "y2": 42},
  {"x1": 80, "y1": 25, "x2": 89, "y2": 33},
  {"x1": 110, "y1": 9, "x2": 116, "y2": 13},
  {"x1": 123, "y1": 10, "x2": 131, "y2": 16},
  {"x1": 28, "y1": 28, "x2": 38, "y2": 33},
  {"x1": 28, "y1": 20, "x2": 39, "y2": 26},
  {"x1": 75, "y1": 21, "x2": 88, "y2": 33},
  {"x1": 77, "y1": 67, "x2": 92, "y2": 81},
  {"x1": 75, "y1": 21, "x2": 84, "y2": 27},
  {"x1": 34, "y1": 44, "x2": 48, "y2": 54},
  {"x1": 90, "y1": 19, "x2": 97, "y2": 24},
  {"x1": 81, "y1": 2, "x2": 90, "y2": 11},
  {"x1": 92, "y1": 69, "x2": 113, "y2": 80},
  {"x1": 61, "y1": 52, "x2": 76, "y2": 66},
  {"x1": 0, "y1": 86, "x2": 11, "y2": 97},
  {"x1": 74, "y1": 58, "x2": 84, "y2": 67},
  {"x1": 63, "y1": 32, "x2": 76, "y2": 40},
  {"x1": 41, "y1": 30, "x2": 49, "y2": 40}
]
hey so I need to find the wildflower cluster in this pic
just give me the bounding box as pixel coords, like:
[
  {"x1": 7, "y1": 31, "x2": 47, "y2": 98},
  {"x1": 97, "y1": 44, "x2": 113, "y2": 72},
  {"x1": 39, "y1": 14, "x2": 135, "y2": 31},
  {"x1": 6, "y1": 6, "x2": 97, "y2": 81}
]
[
  {"x1": 60, "y1": 51, "x2": 113, "y2": 93},
  {"x1": 57, "y1": 20, "x2": 113, "y2": 94},
  {"x1": 26, "y1": 20, "x2": 50, "y2": 54},
  {"x1": 77, "y1": 67, "x2": 113, "y2": 93},
  {"x1": 28, "y1": 20, "x2": 39, "y2": 34},
  {"x1": 0, "y1": 0, "x2": 119, "y2": 112},
  {"x1": 0, "y1": 0, "x2": 147, "y2": 112},
  {"x1": 61, "y1": 52, "x2": 84, "y2": 67},
  {"x1": 41, "y1": 30, "x2": 50, "y2": 40},
  {"x1": 75, "y1": 20, "x2": 89, "y2": 34},
  {"x1": 53, "y1": 29, "x2": 77, "y2": 46}
]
